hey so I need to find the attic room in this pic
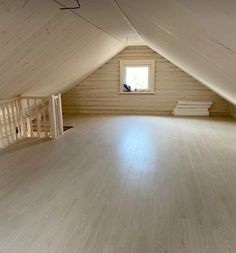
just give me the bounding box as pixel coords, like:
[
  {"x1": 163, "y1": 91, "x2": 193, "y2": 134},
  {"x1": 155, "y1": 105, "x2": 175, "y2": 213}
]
[{"x1": 0, "y1": 0, "x2": 236, "y2": 252}]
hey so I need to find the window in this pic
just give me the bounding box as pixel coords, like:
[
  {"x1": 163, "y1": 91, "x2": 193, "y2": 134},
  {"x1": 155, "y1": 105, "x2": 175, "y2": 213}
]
[{"x1": 120, "y1": 60, "x2": 155, "y2": 94}]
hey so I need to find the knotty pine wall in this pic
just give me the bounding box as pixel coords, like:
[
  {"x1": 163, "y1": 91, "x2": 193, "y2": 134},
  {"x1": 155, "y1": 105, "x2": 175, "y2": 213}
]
[{"x1": 62, "y1": 46, "x2": 230, "y2": 115}]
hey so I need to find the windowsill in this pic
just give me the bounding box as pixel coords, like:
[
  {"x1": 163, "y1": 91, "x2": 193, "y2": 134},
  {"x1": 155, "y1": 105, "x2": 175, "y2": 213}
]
[{"x1": 119, "y1": 92, "x2": 155, "y2": 95}]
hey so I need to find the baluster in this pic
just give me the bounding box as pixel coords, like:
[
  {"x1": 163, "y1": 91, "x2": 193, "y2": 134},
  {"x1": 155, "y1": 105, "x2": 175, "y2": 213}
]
[
  {"x1": 0, "y1": 106, "x2": 5, "y2": 148},
  {"x1": 11, "y1": 100, "x2": 18, "y2": 141},
  {"x1": 15, "y1": 99, "x2": 22, "y2": 138},
  {"x1": 1, "y1": 104, "x2": 9, "y2": 146},
  {"x1": 27, "y1": 99, "x2": 33, "y2": 137},
  {"x1": 35, "y1": 99, "x2": 41, "y2": 138},
  {"x1": 42, "y1": 99, "x2": 48, "y2": 138}
]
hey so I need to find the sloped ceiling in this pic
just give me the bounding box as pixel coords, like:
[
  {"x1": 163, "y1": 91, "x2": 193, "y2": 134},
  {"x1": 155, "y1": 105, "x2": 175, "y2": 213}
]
[
  {"x1": 1, "y1": 0, "x2": 236, "y2": 105},
  {"x1": 116, "y1": 0, "x2": 236, "y2": 105},
  {"x1": 0, "y1": 0, "x2": 141, "y2": 99},
  {"x1": 57, "y1": 0, "x2": 143, "y2": 45}
]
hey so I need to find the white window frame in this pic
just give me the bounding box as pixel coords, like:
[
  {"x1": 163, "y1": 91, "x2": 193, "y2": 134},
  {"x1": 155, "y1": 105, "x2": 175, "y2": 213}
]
[{"x1": 119, "y1": 59, "x2": 155, "y2": 94}]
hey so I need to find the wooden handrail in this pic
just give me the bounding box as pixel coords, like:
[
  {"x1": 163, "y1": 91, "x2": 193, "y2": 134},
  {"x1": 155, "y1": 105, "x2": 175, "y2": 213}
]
[
  {"x1": 20, "y1": 96, "x2": 48, "y2": 99},
  {"x1": 0, "y1": 96, "x2": 19, "y2": 104}
]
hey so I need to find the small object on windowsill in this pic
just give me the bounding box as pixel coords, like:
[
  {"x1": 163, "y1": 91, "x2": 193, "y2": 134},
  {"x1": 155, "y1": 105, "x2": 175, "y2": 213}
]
[
  {"x1": 123, "y1": 83, "x2": 131, "y2": 92},
  {"x1": 121, "y1": 84, "x2": 154, "y2": 94},
  {"x1": 119, "y1": 91, "x2": 155, "y2": 95}
]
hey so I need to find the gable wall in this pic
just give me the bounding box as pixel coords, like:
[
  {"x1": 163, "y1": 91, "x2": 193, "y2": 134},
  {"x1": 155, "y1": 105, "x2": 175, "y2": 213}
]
[
  {"x1": 116, "y1": 0, "x2": 236, "y2": 106},
  {"x1": 62, "y1": 46, "x2": 230, "y2": 115},
  {"x1": 230, "y1": 105, "x2": 236, "y2": 118}
]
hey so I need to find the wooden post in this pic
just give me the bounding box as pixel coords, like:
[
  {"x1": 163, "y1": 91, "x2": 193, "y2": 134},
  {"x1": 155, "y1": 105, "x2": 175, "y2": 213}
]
[
  {"x1": 57, "y1": 94, "x2": 64, "y2": 135},
  {"x1": 48, "y1": 94, "x2": 64, "y2": 139},
  {"x1": 49, "y1": 95, "x2": 57, "y2": 139},
  {"x1": 19, "y1": 99, "x2": 27, "y2": 138}
]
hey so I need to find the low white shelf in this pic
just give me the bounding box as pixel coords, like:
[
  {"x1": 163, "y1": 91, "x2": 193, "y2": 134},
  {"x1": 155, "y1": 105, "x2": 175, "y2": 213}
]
[{"x1": 173, "y1": 101, "x2": 213, "y2": 116}]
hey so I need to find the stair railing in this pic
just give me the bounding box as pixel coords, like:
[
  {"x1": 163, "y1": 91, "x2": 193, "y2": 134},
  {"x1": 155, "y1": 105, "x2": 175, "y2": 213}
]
[{"x1": 0, "y1": 94, "x2": 64, "y2": 150}]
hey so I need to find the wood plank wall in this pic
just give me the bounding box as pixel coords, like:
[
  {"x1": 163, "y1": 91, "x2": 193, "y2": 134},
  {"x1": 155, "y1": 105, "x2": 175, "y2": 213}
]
[
  {"x1": 62, "y1": 46, "x2": 230, "y2": 116},
  {"x1": 230, "y1": 105, "x2": 236, "y2": 118}
]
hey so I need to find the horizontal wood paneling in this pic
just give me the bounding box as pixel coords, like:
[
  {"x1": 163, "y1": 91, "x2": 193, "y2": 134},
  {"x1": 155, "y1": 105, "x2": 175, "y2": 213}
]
[
  {"x1": 62, "y1": 46, "x2": 230, "y2": 116},
  {"x1": 230, "y1": 105, "x2": 236, "y2": 118}
]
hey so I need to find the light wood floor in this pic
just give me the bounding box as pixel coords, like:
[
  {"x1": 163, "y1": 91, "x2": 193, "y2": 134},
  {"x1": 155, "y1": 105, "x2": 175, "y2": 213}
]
[{"x1": 0, "y1": 115, "x2": 236, "y2": 253}]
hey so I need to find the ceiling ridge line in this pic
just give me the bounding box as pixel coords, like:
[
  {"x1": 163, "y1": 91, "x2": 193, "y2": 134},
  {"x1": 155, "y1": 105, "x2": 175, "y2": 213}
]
[
  {"x1": 52, "y1": 0, "x2": 125, "y2": 45},
  {"x1": 112, "y1": 0, "x2": 144, "y2": 45},
  {"x1": 112, "y1": 1, "x2": 236, "y2": 105}
]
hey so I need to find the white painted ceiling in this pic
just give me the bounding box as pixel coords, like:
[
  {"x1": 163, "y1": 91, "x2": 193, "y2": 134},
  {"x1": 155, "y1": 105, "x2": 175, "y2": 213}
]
[
  {"x1": 1, "y1": 0, "x2": 236, "y2": 105},
  {"x1": 56, "y1": 0, "x2": 143, "y2": 45},
  {"x1": 0, "y1": 0, "x2": 137, "y2": 99},
  {"x1": 116, "y1": 0, "x2": 236, "y2": 105}
]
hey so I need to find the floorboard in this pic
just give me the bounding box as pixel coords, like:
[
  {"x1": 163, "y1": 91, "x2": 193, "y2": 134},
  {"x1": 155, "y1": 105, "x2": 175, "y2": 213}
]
[{"x1": 0, "y1": 115, "x2": 236, "y2": 253}]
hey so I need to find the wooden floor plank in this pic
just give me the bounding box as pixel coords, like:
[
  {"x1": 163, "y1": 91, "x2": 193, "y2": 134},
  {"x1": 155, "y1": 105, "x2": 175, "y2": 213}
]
[{"x1": 0, "y1": 115, "x2": 236, "y2": 253}]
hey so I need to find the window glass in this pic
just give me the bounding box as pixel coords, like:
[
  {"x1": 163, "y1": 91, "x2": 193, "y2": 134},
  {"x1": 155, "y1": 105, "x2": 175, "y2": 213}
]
[{"x1": 125, "y1": 66, "x2": 149, "y2": 91}]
